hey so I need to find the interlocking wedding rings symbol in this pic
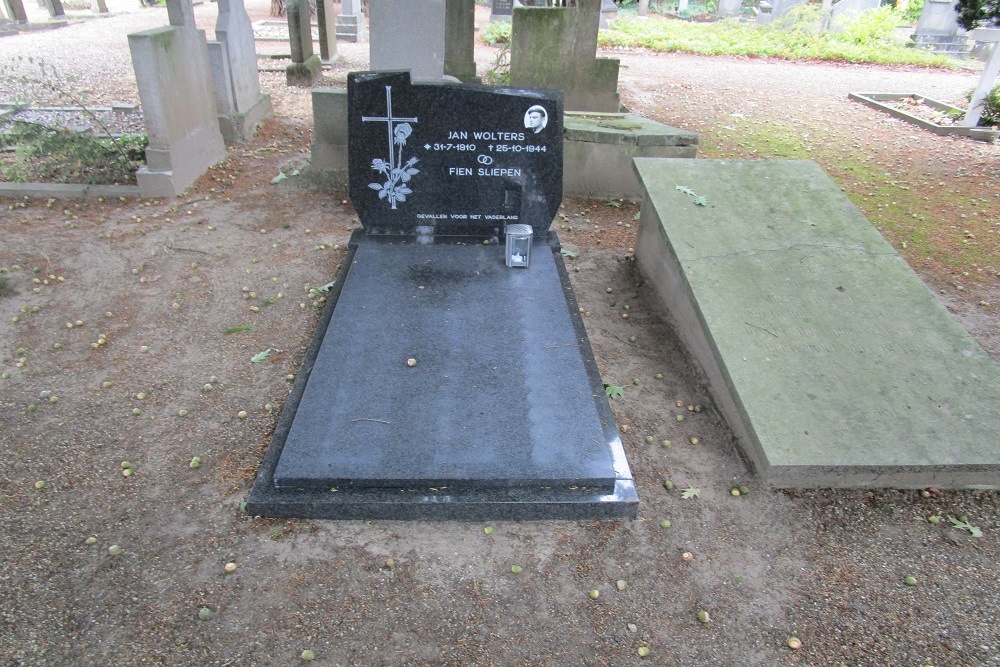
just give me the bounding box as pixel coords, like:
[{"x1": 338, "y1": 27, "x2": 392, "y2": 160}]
[{"x1": 478, "y1": 154, "x2": 493, "y2": 165}]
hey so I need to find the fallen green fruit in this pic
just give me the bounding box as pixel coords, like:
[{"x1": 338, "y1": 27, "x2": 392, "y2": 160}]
[
  {"x1": 511, "y1": 564, "x2": 522, "y2": 574},
  {"x1": 301, "y1": 649, "x2": 315, "y2": 661},
  {"x1": 904, "y1": 576, "x2": 917, "y2": 586},
  {"x1": 659, "y1": 519, "x2": 671, "y2": 528},
  {"x1": 198, "y1": 607, "x2": 213, "y2": 620},
  {"x1": 637, "y1": 646, "x2": 650, "y2": 657},
  {"x1": 663, "y1": 481, "x2": 674, "y2": 490},
  {"x1": 588, "y1": 589, "x2": 600, "y2": 599}
]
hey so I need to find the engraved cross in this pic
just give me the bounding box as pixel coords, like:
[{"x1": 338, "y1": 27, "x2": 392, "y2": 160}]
[{"x1": 361, "y1": 86, "x2": 418, "y2": 170}]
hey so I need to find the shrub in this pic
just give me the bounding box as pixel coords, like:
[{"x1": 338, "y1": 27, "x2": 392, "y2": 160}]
[
  {"x1": 482, "y1": 20, "x2": 511, "y2": 46},
  {"x1": 1, "y1": 122, "x2": 147, "y2": 184},
  {"x1": 835, "y1": 6, "x2": 902, "y2": 45}
]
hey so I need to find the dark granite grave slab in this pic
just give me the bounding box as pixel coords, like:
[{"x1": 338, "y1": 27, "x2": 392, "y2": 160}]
[
  {"x1": 246, "y1": 71, "x2": 635, "y2": 520},
  {"x1": 348, "y1": 71, "x2": 563, "y2": 237},
  {"x1": 246, "y1": 232, "x2": 638, "y2": 520}
]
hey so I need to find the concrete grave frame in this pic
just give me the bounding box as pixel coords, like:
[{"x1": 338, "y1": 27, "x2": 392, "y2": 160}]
[{"x1": 849, "y1": 92, "x2": 999, "y2": 143}]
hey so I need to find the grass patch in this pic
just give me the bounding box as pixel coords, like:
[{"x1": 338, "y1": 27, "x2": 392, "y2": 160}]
[
  {"x1": 697, "y1": 120, "x2": 997, "y2": 278},
  {"x1": 600, "y1": 13, "x2": 956, "y2": 68},
  {"x1": 224, "y1": 324, "x2": 254, "y2": 334}
]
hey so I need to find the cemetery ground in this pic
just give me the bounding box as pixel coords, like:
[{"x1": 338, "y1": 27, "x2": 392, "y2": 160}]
[{"x1": 2, "y1": 6, "x2": 1000, "y2": 667}]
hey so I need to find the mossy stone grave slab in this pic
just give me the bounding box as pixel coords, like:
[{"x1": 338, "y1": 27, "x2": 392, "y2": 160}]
[
  {"x1": 634, "y1": 158, "x2": 1000, "y2": 488},
  {"x1": 247, "y1": 71, "x2": 637, "y2": 519}
]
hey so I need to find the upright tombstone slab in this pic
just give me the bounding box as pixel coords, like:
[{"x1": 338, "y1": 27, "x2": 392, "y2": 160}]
[
  {"x1": 248, "y1": 71, "x2": 637, "y2": 519},
  {"x1": 490, "y1": 0, "x2": 512, "y2": 22},
  {"x1": 128, "y1": 0, "x2": 227, "y2": 197},
  {"x1": 208, "y1": 0, "x2": 274, "y2": 143},
  {"x1": 285, "y1": 0, "x2": 322, "y2": 86},
  {"x1": 369, "y1": 0, "x2": 446, "y2": 81},
  {"x1": 509, "y1": 0, "x2": 620, "y2": 112},
  {"x1": 315, "y1": 0, "x2": 339, "y2": 64},
  {"x1": 633, "y1": 159, "x2": 1000, "y2": 489},
  {"x1": 444, "y1": 0, "x2": 480, "y2": 83},
  {"x1": 335, "y1": 0, "x2": 364, "y2": 42},
  {"x1": 2, "y1": 0, "x2": 28, "y2": 23}
]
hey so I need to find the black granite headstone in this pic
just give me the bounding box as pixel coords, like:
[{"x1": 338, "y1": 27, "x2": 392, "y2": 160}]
[
  {"x1": 246, "y1": 70, "x2": 637, "y2": 520},
  {"x1": 491, "y1": 0, "x2": 513, "y2": 17},
  {"x1": 348, "y1": 71, "x2": 563, "y2": 236}
]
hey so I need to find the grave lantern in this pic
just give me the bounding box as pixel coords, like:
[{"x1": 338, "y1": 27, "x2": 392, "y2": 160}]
[{"x1": 505, "y1": 224, "x2": 533, "y2": 268}]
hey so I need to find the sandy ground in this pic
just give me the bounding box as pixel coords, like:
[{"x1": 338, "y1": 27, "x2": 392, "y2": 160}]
[{"x1": 2, "y1": 4, "x2": 999, "y2": 666}]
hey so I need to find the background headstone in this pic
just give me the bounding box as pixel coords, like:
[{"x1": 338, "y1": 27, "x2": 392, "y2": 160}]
[
  {"x1": 490, "y1": 0, "x2": 512, "y2": 21},
  {"x1": 716, "y1": 0, "x2": 741, "y2": 18},
  {"x1": 912, "y1": 0, "x2": 969, "y2": 54},
  {"x1": 369, "y1": 0, "x2": 446, "y2": 81},
  {"x1": 316, "y1": 0, "x2": 339, "y2": 63},
  {"x1": 335, "y1": 0, "x2": 364, "y2": 42},
  {"x1": 310, "y1": 88, "x2": 349, "y2": 171},
  {"x1": 285, "y1": 0, "x2": 322, "y2": 86},
  {"x1": 128, "y1": 0, "x2": 227, "y2": 197},
  {"x1": 830, "y1": 0, "x2": 880, "y2": 29},
  {"x1": 509, "y1": 0, "x2": 620, "y2": 112},
  {"x1": 2, "y1": 0, "x2": 28, "y2": 22},
  {"x1": 41, "y1": 0, "x2": 64, "y2": 18},
  {"x1": 208, "y1": 0, "x2": 274, "y2": 142},
  {"x1": 348, "y1": 71, "x2": 563, "y2": 236},
  {"x1": 598, "y1": 0, "x2": 616, "y2": 29},
  {"x1": 444, "y1": 0, "x2": 480, "y2": 83}
]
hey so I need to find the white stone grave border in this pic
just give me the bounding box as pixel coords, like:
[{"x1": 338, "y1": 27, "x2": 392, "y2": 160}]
[{"x1": 848, "y1": 92, "x2": 999, "y2": 143}]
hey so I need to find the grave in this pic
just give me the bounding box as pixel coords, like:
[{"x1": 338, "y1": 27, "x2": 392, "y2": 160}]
[
  {"x1": 128, "y1": 0, "x2": 227, "y2": 197},
  {"x1": 248, "y1": 71, "x2": 638, "y2": 519},
  {"x1": 335, "y1": 0, "x2": 364, "y2": 42},
  {"x1": 3, "y1": 0, "x2": 28, "y2": 23},
  {"x1": 208, "y1": 0, "x2": 274, "y2": 143},
  {"x1": 912, "y1": 0, "x2": 970, "y2": 55},
  {"x1": 285, "y1": 0, "x2": 322, "y2": 87},
  {"x1": 490, "y1": 0, "x2": 512, "y2": 22},
  {"x1": 369, "y1": 0, "x2": 447, "y2": 82},
  {"x1": 830, "y1": 0, "x2": 880, "y2": 29},
  {"x1": 509, "y1": 0, "x2": 620, "y2": 112},
  {"x1": 633, "y1": 158, "x2": 1000, "y2": 489},
  {"x1": 315, "y1": 0, "x2": 339, "y2": 64},
  {"x1": 445, "y1": 0, "x2": 480, "y2": 83},
  {"x1": 716, "y1": 0, "x2": 742, "y2": 18}
]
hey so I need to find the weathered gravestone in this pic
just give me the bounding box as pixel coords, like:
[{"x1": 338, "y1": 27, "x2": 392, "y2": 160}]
[
  {"x1": 285, "y1": 0, "x2": 322, "y2": 86},
  {"x1": 128, "y1": 0, "x2": 227, "y2": 197},
  {"x1": 315, "y1": 0, "x2": 339, "y2": 64},
  {"x1": 912, "y1": 0, "x2": 969, "y2": 55},
  {"x1": 716, "y1": 0, "x2": 742, "y2": 18},
  {"x1": 369, "y1": 0, "x2": 447, "y2": 81},
  {"x1": 830, "y1": 0, "x2": 880, "y2": 29},
  {"x1": 490, "y1": 0, "x2": 512, "y2": 22},
  {"x1": 445, "y1": 0, "x2": 480, "y2": 83},
  {"x1": 247, "y1": 71, "x2": 638, "y2": 519},
  {"x1": 2, "y1": 0, "x2": 28, "y2": 23},
  {"x1": 633, "y1": 159, "x2": 1000, "y2": 489},
  {"x1": 509, "y1": 0, "x2": 620, "y2": 112},
  {"x1": 41, "y1": 0, "x2": 64, "y2": 18},
  {"x1": 335, "y1": 0, "x2": 364, "y2": 42},
  {"x1": 208, "y1": 0, "x2": 274, "y2": 143}
]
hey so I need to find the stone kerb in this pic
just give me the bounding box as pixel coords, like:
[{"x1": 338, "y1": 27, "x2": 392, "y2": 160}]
[
  {"x1": 208, "y1": 0, "x2": 273, "y2": 143},
  {"x1": 128, "y1": 0, "x2": 227, "y2": 197}
]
